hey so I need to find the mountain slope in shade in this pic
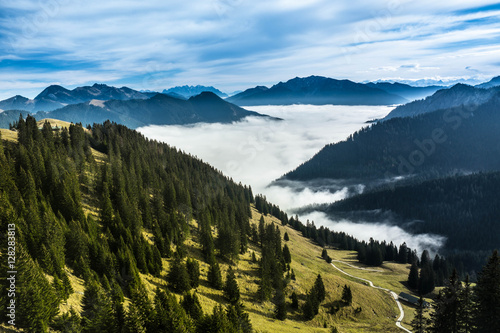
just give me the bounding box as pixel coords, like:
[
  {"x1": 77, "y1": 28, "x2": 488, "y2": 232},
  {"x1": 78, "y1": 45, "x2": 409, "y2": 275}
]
[
  {"x1": 0, "y1": 83, "x2": 152, "y2": 112},
  {"x1": 227, "y1": 76, "x2": 407, "y2": 106},
  {"x1": 31, "y1": 92, "x2": 274, "y2": 129},
  {"x1": 365, "y1": 82, "x2": 443, "y2": 101},
  {"x1": 383, "y1": 84, "x2": 498, "y2": 120},
  {"x1": 283, "y1": 93, "x2": 500, "y2": 182},
  {"x1": 162, "y1": 85, "x2": 228, "y2": 98},
  {"x1": 476, "y1": 75, "x2": 500, "y2": 89}
]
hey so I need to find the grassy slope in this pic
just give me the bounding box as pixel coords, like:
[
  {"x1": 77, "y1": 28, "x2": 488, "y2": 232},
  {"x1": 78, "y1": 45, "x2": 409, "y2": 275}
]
[{"x1": 1, "y1": 126, "x2": 422, "y2": 332}]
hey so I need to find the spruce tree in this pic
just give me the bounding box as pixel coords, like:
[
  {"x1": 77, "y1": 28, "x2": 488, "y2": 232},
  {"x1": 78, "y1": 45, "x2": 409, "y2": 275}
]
[
  {"x1": 283, "y1": 244, "x2": 292, "y2": 264},
  {"x1": 458, "y1": 275, "x2": 474, "y2": 333},
  {"x1": 408, "y1": 261, "x2": 419, "y2": 290},
  {"x1": 224, "y1": 266, "x2": 240, "y2": 305},
  {"x1": 312, "y1": 274, "x2": 326, "y2": 304},
  {"x1": 411, "y1": 296, "x2": 429, "y2": 333},
  {"x1": 429, "y1": 269, "x2": 462, "y2": 333},
  {"x1": 167, "y1": 256, "x2": 191, "y2": 293},
  {"x1": 208, "y1": 260, "x2": 223, "y2": 290},
  {"x1": 181, "y1": 292, "x2": 203, "y2": 320},
  {"x1": 418, "y1": 263, "x2": 435, "y2": 295},
  {"x1": 474, "y1": 250, "x2": 500, "y2": 331},
  {"x1": 341, "y1": 285, "x2": 352, "y2": 305},
  {"x1": 186, "y1": 258, "x2": 200, "y2": 289},
  {"x1": 291, "y1": 292, "x2": 299, "y2": 309},
  {"x1": 284, "y1": 232, "x2": 289, "y2": 242}
]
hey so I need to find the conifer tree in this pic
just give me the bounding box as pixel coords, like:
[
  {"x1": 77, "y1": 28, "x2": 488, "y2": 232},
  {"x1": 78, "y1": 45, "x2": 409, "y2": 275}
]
[
  {"x1": 153, "y1": 288, "x2": 194, "y2": 332},
  {"x1": 341, "y1": 285, "x2": 352, "y2": 305},
  {"x1": 291, "y1": 292, "x2": 299, "y2": 309},
  {"x1": 408, "y1": 261, "x2": 419, "y2": 290},
  {"x1": 284, "y1": 232, "x2": 289, "y2": 242},
  {"x1": 429, "y1": 269, "x2": 462, "y2": 333},
  {"x1": 81, "y1": 277, "x2": 115, "y2": 333},
  {"x1": 167, "y1": 256, "x2": 191, "y2": 293},
  {"x1": 283, "y1": 244, "x2": 292, "y2": 264},
  {"x1": 181, "y1": 292, "x2": 203, "y2": 320},
  {"x1": 312, "y1": 274, "x2": 326, "y2": 304},
  {"x1": 418, "y1": 263, "x2": 435, "y2": 295},
  {"x1": 474, "y1": 249, "x2": 500, "y2": 331},
  {"x1": 208, "y1": 260, "x2": 223, "y2": 290},
  {"x1": 458, "y1": 275, "x2": 474, "y2": 333},
  {"x1": 224, "y1": 266, "x2": 240, "y2": 305},
  {"x1": 411, "y1": 296, "x2": 429, "y2": 333},
  {"x1": 226, "y1": 302, "x2": 253, "y2": 333},
  {"x1": 186, "y1": 258, "x2": 200, "y2": 289}
]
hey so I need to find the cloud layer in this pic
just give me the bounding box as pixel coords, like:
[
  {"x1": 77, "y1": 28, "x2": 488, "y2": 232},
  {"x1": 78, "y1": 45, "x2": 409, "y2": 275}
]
[
  {"x1": 139, "y1": 104, "x2": 446, "y2": 254},
  {"x1": 1, "y1": 0, "x2": 500, "y2": 99}
]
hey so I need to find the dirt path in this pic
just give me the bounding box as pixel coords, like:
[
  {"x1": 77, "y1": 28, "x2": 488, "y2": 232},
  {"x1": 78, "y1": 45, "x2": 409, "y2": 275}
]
[{"x1": 330, "y1": 261, "x2": 412, "y2": 333}]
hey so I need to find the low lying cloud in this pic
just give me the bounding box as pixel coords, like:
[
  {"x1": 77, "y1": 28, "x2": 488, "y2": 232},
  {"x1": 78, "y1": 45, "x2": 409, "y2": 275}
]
[
  {"x1": 301, "y1": 211, "x2": 446, "y2": 256},
  {"x1": 138, "y1": 104, "x2": 392, "y2": 195},
  {"x1": 138, "y1": 104, "x2": 446, "y2": 255}
]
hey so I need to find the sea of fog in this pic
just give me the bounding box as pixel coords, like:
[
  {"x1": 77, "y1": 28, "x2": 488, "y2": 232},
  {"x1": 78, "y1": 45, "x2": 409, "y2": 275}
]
[{"x1": 138, "y1": 105, "x2": 445, "y2": 254}]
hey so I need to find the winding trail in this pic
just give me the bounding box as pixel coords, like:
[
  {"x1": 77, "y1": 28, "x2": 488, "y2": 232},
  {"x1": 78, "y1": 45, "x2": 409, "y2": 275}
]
[{"x1": 330, "y1": 261, "x2": 412, "y2": 333}]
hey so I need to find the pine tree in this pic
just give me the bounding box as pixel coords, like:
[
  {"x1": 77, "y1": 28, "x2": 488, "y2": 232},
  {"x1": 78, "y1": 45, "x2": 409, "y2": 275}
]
[
  {"x1": 186, "y1": 258, "x2": 200, "y2": 289},
  {"x1": 153, "y1": 288, "x2": 194, "y2": 332},
  {"x1": 284, "y1": 232, "x2": 289, "y2": 242},
  {"x1": 181, "y1": 292, "x2": 203, "y2": 320},
  {"x1": 458, "y1": 275, "x2": 474, "y2": 333},
  {"x1": 208, "y1": 260, "x2": 223, "y2": 290},
  {"x1": 81, "y1": 277, "x2": 115, "y2": 333},
  {"x1": 411, "y1": 296, "x2": 429, "y2": 333},
  {"x1": 224, "y1": 266, "x2": 240, "y2": 305},
  {"x1": 429, "y1": 269, "x2": 462, "y2": 333},
  {"x1": 408, "y1": 261, "x2": 419, "y2": 290},
  {"x1": 291, "y1": 292, "x2": 299, "y2": 309},
  {"x1": 274, "y1": 286, "x2": 287, "y2": 320},
  {"x1": 283, "y1": 244, "x2": 292, "y2": 264},
  {"x1": 418, "y1": 263, "x2": 435, "y2": 295},
  {"x1": 226, "y1": 302, "x2": 253, "y2": 333},
  {"x1": 167, "y1": 256, "x2": 191, "y2": 293},
  {"x1": 125, "y1": 301, "x2": 147, "y2": 333},
  {"x1": 474, "y1": 250, "x2": 500, "y2": 331},
  {"x1": 341, "y1": 285, "x2": 352, "y2": 305},
  {"x1": 312, "y1": 274, "x2": 326, "y2": 304}
]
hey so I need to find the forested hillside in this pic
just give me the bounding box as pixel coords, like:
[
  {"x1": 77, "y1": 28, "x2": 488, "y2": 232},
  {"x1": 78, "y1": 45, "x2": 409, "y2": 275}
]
[
  {"x1": 284, "y1": 96, "x2": 500, "y2": 183},
  {"x1": 0, "y1": 116, "x2": 422, "y2": 333},
  {"x1": 0, "y1": 116, "x2": 255, "y2": 332},
  {"x1": 323, "y1": 171, "x2": 500, "y2": 273}
]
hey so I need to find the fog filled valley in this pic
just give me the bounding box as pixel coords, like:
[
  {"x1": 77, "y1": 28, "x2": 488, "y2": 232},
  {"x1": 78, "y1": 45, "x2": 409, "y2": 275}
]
[{"x1": 138, "y1": 105, "x2": 446, "y2": 255}]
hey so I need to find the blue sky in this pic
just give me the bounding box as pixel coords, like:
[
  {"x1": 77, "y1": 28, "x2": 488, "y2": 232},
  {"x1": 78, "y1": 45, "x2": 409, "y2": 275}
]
[{"x1": 1, "y1": 0, "x2": 500, "y2": 99}]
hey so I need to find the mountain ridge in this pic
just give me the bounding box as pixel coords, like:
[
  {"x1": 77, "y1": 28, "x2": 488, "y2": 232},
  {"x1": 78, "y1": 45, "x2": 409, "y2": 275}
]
[{"x1": 227, "y1": 75, "x2": 407, "y2": 106}]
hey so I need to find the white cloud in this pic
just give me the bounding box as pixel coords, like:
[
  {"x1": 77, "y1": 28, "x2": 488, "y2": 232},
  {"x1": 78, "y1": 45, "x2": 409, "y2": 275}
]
[
  {"x1": 301, "y1": 211, "x2": 446, "y2": 256},
  {"x1": 1, "y1": 0, "x2": 500, "y2": 97},
  {"x1": 138, "y1": 104, "x2": 448, "y2": 254}
]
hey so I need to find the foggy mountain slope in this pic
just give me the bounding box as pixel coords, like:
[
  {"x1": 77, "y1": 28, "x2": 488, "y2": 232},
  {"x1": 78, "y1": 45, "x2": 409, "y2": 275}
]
[
  {"x1": 383, "y1": 84, "x2": 500, "y2": 120},
  {"x1": 365, "y1": 82, "x2": 443, "y2": 101},
  {"x1": 30, "y1": 91, "x2": 275, "y2": 129},
  {"x1": 283, "y1": 94, "x2": 500, "y2": 183},
  {"x1": 319, "y1": 171, "x2": 500, "y2": 272},
  {"x1": 227, "y1": 76, "x2": 407, "y2": 106}
]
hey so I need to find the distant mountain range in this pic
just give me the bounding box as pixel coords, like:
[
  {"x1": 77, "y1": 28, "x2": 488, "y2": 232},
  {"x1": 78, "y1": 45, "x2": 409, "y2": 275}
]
[
  {"x1": 0, "y1": 92, "x2": 274, "y2": 129},
  {"x1": 227, "y1": 76, "x2": 407, "y2": 106},
  {"x1": 162, "y1": 85, "x2": 228, "y2": 98},
  {"x1": 365, "y1": 82, "x2": 443, "y2": 101},
  {"x1": 0, "y1": 83, "x2": 153, "y2": 112}
]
